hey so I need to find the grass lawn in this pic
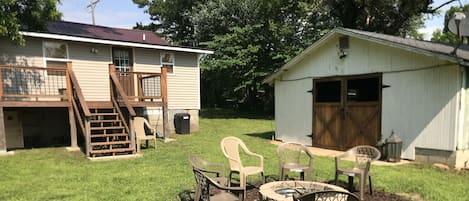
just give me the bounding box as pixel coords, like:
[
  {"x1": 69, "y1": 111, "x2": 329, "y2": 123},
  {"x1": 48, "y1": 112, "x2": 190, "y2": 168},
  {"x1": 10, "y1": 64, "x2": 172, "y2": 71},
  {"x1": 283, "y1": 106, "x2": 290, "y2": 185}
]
[{"x1": 0, "y1": 109, "x2": 468, "y2": 201}]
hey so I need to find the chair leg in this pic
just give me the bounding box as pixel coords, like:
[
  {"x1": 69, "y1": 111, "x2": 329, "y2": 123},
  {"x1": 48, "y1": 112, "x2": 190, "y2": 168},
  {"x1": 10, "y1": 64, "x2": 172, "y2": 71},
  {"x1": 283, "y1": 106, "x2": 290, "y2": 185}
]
[
  {"x1": 136, "y1": 140, "x2": 141, "y2": 153},
  {"x1": 348, "y1": 176, "x2": 355, "y2": 192},
  {"x1": 280, "y1": 168, "x2": 285, "y2": 181},
  {"x1": 359, "y1": 175, "x2": 365, "y2": 201},
  {"x1": 300, "y1": 172, "x2": 305, "y2": 181},
  {"x1": 228, "y1": 171, "x2": 233, "y2": 187},
  {"x1": 153, "y1": 139, "x2": 157, "y2": 149},
  {"x1": 334, "y1": 172, "x2": 339, "y2": 185},
  {"x1": 368, "y1": 175, "x2": 373, "y2": 195},
  {"x1": 305, "y1": 169, "x2": 312, "y2": 181},
  {"x1": 261, "y1": 172, "x2": 265, "y2": 184}
]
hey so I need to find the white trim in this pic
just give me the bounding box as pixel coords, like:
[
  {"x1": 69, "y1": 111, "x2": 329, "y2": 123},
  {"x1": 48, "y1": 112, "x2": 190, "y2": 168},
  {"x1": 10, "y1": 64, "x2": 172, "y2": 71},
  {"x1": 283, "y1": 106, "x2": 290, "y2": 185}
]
[
  {"x1": 22, "y1": 31, "x2": 213, "y2": 54},
  {"x1": 42, "y1": 41, "x2": 71, "y2": 74},
  {"x1": 197, "y1": 54, "x2": 202, "y2": 110}
]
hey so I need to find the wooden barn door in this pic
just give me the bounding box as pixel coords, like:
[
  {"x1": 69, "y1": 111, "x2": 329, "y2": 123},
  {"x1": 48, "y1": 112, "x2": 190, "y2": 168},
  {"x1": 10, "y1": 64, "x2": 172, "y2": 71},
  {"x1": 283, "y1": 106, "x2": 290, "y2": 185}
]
[
  {"x1": 312, "y1": 79, "x2": 343, "y2": 150},
  {"x1": 312, "y1": 74, "x2": 381, "y2": 150}
]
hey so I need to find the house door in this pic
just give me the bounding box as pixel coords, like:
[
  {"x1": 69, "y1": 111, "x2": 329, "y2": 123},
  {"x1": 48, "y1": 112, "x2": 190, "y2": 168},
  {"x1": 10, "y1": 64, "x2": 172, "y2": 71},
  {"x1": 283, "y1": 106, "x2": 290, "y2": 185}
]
[
  {"x1": 312, "y1": 74, "x2": 381, "y2": 150},
  {"x1": 112, "y1": 48, "x2": 134, "y2": 96}
]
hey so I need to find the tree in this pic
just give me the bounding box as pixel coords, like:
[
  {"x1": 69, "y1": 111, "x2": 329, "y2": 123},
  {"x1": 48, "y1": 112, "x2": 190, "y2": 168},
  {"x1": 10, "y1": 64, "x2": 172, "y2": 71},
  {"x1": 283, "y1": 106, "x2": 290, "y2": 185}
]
[
  {"x1": 326, "y1": 0, "x2": 433, "y2": 37},
  {"x1": 133, "y1": 0, "x2": 441, "y2": 111},
  {"x1": 195, "y1": 0, "x2": 335, "y2": 110},
  {"x1": 0, "y1": 0, "x2": 62, "y2": 45},
  {"x1": 133, "y1": 0, "x2": 201, "y2": 46}
]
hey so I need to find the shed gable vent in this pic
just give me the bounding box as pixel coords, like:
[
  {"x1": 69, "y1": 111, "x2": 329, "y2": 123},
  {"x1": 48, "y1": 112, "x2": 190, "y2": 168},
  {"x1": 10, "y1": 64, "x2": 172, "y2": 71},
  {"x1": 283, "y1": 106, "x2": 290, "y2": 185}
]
[{"x1": 339, "y1": 36, "x2": 349, "y2": 49}]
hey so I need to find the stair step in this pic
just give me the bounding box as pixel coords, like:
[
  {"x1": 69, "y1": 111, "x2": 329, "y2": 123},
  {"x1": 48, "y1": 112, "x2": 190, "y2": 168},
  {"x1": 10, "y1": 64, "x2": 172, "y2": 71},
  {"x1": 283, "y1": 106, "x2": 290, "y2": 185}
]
[
  {"x1": 89, "y1": 119, "x2": 121, "y2": 123},
  {"x1": 90, "y1": 141, "x2": 131, "y2": 146},
  {"x1": 90, "y1": 133, "x2": 129, "y2": 138},
  {"x1": 90, "y1": 113, "x2": 118, "y2": 116},
  {"x1": 90, "y1": 126, "x2": 124, "y2": 130},
  {"x1": 89, "y1": 148, "x2": 134, "y2": 155}
]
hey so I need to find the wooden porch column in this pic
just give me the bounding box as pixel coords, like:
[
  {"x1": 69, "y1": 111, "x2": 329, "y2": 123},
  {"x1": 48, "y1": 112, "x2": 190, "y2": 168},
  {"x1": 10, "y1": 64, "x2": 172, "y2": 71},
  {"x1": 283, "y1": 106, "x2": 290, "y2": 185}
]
[
  {"x1": 66, "y1": 62, "x2": 78, "y2": 149},
  {"x1": 0, "y1": 107, "x2": 6, "y2": 153},
  {"x1": 161, "y1": 67, "x2": 170, "y2": 140}
]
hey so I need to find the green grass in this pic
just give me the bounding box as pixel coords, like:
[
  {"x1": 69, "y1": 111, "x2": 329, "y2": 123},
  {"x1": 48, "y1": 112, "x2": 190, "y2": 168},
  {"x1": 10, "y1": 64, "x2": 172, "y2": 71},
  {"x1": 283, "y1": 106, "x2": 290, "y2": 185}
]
[{"x1": 0, "y1": 108, "x2": 468, "y2": 201}]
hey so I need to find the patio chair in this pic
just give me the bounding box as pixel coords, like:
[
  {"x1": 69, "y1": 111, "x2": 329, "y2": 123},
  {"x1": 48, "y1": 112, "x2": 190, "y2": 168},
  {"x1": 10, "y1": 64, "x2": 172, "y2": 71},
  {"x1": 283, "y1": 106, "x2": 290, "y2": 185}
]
[
  {"x1": 220, "y1": 136, "x2": 264, "y2": 189},
  {"x1": 277, "y1": 142, "x2": 314, "y2": 181},
  {"x1": 294, "y1": 190, "x2": 360, "y2": 201},
  {"x1": 188, "y1": 155, "x2": 229, "y2": 201},
  {"x1": 192, "y1": 168, "x2": 245, "y2": 201},
  {"x1": 334, "y1": 145, "x2": 381, "y2": 200},
  {"x1": 134, "y1": 117, "x2": 157, "y2": 152}
]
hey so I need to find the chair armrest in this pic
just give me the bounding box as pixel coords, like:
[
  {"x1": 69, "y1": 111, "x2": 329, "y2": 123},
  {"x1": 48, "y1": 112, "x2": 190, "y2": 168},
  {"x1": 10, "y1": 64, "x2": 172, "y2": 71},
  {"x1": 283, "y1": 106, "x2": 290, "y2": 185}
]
[
  {"x1": 240, "y1": 144, "x2": 264, "y2": 168},
  {"x1": 202, "y1": 162, "x2": 226, "y2": 177},
  {"x1": 208, "y1": 176, "x2": 245, "y2": 192},
  {"x1": 246, "y1": 152, "x2": 264, "y2": 168}
]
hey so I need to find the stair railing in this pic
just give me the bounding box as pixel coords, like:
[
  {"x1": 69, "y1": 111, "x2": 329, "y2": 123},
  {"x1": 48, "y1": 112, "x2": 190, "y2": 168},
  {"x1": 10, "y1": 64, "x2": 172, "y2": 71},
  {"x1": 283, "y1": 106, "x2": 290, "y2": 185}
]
[
  {"x1": 66, "y1": 62, "x2": 92, "y2": 156},
  {"x1": 109, "y1": 65, "x2": 136, "y2": 153}
]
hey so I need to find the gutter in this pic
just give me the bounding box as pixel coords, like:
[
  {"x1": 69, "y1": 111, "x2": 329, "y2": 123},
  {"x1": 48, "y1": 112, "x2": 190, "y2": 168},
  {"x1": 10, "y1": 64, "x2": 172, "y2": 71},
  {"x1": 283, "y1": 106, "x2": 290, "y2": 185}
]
[{"x1": 21, "y1": 31, "x2": 214, "y2": 55}]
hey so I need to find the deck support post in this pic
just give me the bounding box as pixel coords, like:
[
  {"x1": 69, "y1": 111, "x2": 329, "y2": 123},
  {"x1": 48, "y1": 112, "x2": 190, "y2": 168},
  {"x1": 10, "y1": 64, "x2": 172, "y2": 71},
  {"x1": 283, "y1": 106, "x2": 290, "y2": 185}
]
[
  {"x1": 66, "y1": 62, "x2": 78, "y2": 149},
  {"x1": 0, "y1": 107, "x2": 7, "y2": 153},
  {"x1": 161, "y1": 67, "x2": 170, "y2": 140}
]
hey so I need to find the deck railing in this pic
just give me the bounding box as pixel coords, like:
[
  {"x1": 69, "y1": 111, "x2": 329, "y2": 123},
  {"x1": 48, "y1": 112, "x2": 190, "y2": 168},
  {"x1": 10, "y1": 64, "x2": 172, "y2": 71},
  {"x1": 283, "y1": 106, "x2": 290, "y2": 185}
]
[
  {"x1": 109, "y1": 65, "x2": 164, "y2": 103},
  {"x1": 0, "y1": 66, "x2": 68, "y2": 101}
]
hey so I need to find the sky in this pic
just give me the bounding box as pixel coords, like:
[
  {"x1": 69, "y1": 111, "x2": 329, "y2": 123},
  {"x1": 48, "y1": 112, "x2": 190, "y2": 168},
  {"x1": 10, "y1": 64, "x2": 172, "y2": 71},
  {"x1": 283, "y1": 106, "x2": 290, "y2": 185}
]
[{"x1": 58, "y1": 0, "x2": 469, "y2": 40}]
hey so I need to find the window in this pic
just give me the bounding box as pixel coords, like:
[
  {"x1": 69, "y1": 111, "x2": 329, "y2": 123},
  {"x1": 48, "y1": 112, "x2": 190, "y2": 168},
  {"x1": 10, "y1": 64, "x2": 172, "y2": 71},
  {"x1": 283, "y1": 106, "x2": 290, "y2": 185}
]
[
  {"x1": 43, "y1": 41, "x2": 68, "y2": 76},
  {"x1": 347, "y1": 77, "x2": 379, "y2": 102},
  {"x1": 43, "y1": 42, "x2": 68, "y2": 60},
  {"x1": 315, "y1": 80, "x2": 341, "y2": 103},
  {"x1": 112, "y1": 48, "x2": 133, "y2": 72},
  {"x1": 160, "y1": 52, "x2": 174, "y2": 74}
]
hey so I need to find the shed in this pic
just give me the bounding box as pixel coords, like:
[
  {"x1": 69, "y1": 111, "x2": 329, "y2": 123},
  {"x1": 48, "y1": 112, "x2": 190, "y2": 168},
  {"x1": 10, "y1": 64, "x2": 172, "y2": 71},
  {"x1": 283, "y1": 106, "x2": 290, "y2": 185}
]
[{"x1": 264, "y1": 28, "x2": 469, "y2": 169}]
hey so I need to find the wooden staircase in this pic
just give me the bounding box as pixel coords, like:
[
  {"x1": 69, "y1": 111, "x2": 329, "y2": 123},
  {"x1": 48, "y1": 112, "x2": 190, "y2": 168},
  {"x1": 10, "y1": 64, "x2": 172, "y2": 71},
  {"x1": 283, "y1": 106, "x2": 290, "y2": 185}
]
[{"x1": 88, "y1": 108, "x2": 134, "y2": 157}]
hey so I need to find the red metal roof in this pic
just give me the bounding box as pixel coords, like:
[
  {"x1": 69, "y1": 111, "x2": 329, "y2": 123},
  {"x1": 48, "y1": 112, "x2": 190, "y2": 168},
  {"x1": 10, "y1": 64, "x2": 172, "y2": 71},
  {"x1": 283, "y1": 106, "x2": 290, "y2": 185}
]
[{"x1": 46, "y1": 21, "x2": 168, "y2": 46}]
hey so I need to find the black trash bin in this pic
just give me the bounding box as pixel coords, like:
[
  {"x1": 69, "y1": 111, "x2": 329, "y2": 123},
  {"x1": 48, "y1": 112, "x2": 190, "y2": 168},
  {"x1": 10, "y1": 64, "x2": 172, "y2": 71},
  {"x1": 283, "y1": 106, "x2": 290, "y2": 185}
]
[{"x1": 174, "y1": 113, "x2": 190, "y2": 134}]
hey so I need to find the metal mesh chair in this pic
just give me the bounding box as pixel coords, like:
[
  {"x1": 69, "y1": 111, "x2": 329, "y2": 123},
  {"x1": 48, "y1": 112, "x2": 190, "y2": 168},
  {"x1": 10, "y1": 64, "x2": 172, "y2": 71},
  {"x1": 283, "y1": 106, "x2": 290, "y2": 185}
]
[
  {"x1": 192, "y1": 168, "x2": 245, "y2": 201},
  {"x1": 334, "y1": 145, "x2": 381, "y2": 200},
  {"x1": 277, "y1": 142, "x2": 314, "y2": 181},
  {"x1": 294, "y1": 190, "x2": 360, "y2": 201},
  {"x1": 189, "y1": 155, "x2": 229, "y2": 201}
]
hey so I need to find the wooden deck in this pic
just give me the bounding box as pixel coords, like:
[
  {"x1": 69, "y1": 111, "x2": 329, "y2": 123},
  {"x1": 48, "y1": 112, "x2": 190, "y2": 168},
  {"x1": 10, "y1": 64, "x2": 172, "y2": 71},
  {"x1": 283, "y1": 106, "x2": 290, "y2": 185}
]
[{"x1": 0, "y1": 63, "x2": 169, "y2": 158}]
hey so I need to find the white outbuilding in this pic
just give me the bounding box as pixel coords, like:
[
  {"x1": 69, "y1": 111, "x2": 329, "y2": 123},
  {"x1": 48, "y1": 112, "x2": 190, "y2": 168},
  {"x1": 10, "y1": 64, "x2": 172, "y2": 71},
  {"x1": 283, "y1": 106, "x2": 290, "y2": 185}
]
[{"x1": 264, "y1": 28, "x2": 469, "y2": 169}]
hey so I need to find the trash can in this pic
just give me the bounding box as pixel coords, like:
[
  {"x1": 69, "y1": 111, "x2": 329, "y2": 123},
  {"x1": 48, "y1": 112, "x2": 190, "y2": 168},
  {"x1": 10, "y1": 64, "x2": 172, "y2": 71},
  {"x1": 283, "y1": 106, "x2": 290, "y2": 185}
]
[
  {"x1": 385, "y1": 130, "x2": 403, "y2": 162},
  {"x1": 174, "y1": 113, "x2": 190, "y2": 134}
]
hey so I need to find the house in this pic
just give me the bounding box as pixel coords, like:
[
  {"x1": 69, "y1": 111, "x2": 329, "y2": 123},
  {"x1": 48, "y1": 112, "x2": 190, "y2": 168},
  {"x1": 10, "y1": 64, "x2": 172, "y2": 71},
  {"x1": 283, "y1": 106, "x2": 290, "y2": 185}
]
[
  {"x1": 264, "y1": 28, "x2": 469, "y2": 169},
  {"x1": 0, "y1": 21, "x2": 212, "y2": 158}
]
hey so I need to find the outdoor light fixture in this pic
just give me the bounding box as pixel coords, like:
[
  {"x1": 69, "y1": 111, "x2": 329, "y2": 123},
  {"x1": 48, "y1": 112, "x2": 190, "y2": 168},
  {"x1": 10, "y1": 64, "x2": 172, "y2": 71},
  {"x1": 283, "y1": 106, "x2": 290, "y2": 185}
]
[
  {"x1": 90, "y1": 47, "x2": 99, "y2": 54},
  {"x1": 454, "y1": 12, "x2": 466, "y2": 40},
  {"x1": 338, "y1": 36, "x2": 349, "y2": 59}
]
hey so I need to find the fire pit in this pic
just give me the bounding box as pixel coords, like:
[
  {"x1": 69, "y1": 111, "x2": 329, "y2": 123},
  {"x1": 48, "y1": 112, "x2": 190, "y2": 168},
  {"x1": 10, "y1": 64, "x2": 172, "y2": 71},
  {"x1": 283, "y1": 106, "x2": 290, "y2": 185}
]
[{"x1": 258, "y1": 181, "x2": 347, "y2": 201}]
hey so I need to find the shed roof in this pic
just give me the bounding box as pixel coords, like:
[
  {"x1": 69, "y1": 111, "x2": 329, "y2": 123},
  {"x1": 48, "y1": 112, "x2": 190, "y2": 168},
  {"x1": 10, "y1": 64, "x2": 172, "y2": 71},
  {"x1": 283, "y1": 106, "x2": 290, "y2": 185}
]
[
  {"x1": 263, "y1": 27, "x2": 469, "y2": 84},
  {"x1": 20, "y1": 21, "x2": 213, "y2": 54}
]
